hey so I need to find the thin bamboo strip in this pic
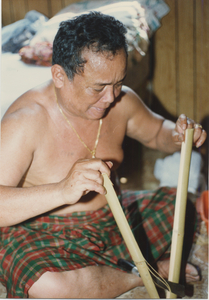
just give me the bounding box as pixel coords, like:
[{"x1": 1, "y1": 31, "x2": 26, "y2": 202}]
[
  {"x1": 103, "y1": 173, "x2": 159, "y2": 299},
  {"x1": 167, "y1": 128, "x2": 194, "y2": 298}
]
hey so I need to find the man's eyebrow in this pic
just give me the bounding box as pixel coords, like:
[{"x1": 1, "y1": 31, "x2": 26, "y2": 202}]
[{"x1": 94, "y1": 75, "x2": 127, "y2": 86}]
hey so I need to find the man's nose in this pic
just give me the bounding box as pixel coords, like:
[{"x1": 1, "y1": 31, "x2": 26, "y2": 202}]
[{"x1": 101, "y1": 86, "x2": 115, "y2": 104}]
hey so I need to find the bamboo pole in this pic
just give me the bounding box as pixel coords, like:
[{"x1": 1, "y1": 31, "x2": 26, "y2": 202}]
[
  {"x1": 167, "y1": 128, "x2": 194, "y2": 298},
  {"x1": 103, "y1": 173, "x2": 159, "y2": 298}
]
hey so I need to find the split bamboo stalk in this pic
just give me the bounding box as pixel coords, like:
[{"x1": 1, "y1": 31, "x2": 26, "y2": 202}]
[
  {"x1": 103, "y1": 173, "x2": 159, "y2": 299},
  {"x1": 167, "y1": 128, "x2": 194, "y2": 298}
]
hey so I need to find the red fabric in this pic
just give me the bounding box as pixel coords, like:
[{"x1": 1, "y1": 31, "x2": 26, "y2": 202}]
[{"x1": 19, "y1": 42, "x2": 52, "y2": 66}]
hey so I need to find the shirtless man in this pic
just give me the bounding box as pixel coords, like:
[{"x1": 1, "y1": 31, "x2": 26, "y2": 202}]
[{"x1": 0, "y1": 12, "x2": 206, "y2": 298}]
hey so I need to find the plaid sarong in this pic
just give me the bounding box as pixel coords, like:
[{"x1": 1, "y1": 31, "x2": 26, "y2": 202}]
[{"x1": 0, "y1": 187, "x2": 190, "y2": 298}]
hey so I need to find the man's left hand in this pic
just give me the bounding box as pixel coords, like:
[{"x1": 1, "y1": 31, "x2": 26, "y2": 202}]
[{"x1": 172, "y1": 114, "x2": 207, "y2": 148}]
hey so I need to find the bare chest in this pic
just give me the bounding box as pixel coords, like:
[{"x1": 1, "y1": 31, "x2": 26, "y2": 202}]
[{"x1": 23, "y1": 117, "x2": 126, "y2": 187}]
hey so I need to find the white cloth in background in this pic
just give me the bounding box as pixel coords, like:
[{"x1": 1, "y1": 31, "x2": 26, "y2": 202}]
[
  {"x1": 1, "y1": 53, "x2": 51, "y2": 118},
  {"x1": 30, "y1": 0, "x2": 170, "y2": 56},
  {"x1": 1, "y1": 0, "x2": 170, "y2": 117},
  {"x1": 154, "y1": 151, "x2": 204, "y2": 194},
  {"x1": 30, "y1": 1, "x2": 149, "y2": 56}
]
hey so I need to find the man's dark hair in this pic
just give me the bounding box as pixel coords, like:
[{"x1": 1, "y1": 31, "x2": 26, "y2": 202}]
[{"x1": 52, "y1": 11, "x2": 128, "y2": 79}]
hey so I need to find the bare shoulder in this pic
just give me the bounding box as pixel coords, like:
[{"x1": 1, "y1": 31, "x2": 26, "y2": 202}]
[
  {"x1": 2, "y1": 104, "x2": 46, "y2": 144},
  {"x1": 113, "y1": 85, "x2": 153, "y2": 123},
  {"x1": 2, "y1": 80, "x2": 52, "y2": 137},
  {"x1": 118, "y1": 85, "x2": 164, "y2": 144},
  {"x1": 118, "y1": 86, "x2": 149, "y2": 116},
  {"x1": 0, "y1": 82, "x2": 52, "y2": 186}
]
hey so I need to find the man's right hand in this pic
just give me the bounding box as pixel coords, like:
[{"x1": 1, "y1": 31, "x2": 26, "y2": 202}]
[{"x1": 59, "y1": 159, "x2": 113, "y2": 205}]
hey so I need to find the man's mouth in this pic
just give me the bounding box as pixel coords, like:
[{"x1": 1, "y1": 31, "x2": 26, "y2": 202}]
[
  {"x1": 94, "y1": 107, "x2": 107, "y2": 112},
  {"x1": 88, "y1": 106, "x2": 108, "y2": 118}
]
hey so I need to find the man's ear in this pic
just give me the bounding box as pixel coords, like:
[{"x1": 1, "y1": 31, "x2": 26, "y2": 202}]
[{"x1": 51, "y1": 64, "x2": 66, "y2": 88}]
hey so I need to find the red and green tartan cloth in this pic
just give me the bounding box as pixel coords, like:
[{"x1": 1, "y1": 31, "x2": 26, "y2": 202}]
[{"x1": 0, "y1": 187, "x2": 196, "y2": 298}]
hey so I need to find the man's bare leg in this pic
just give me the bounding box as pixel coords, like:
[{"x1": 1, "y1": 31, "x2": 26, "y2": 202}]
[
  {"x1": 28, "y1": 265, "x2": 142, "y2": 299},
  {"x1": 28, "y1": 261, "x2": 201, "y2": 298}
]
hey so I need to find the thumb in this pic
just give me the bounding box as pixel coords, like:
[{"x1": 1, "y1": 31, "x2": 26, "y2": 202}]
[{"x1": 105, "y1": 161, "x2": 113, "y2": 169}]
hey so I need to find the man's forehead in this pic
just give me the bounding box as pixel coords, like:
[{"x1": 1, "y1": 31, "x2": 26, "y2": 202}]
[{"x1": 71, "y1": 48, "x2": 127, "y2": 85}]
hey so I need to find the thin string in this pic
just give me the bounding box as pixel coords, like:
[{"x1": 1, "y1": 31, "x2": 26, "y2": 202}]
[
  {"x1": 145, "y1": 261, "x2": 171, "y2": 292},
  {"x1": 54, "y1": 89, "x2": 102, "y2": 158},
  {"x1": 133, "y1": 260, "x2": 171, "y2": 292}
]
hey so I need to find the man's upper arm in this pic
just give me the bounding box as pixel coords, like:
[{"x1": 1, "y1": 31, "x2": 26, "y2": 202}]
[
  {"x1": 0, "y1": 109, "x2": 38, "y2": 186},
  {"x1": 123, "y1": 87, "x2": 164, "y2": 148}
]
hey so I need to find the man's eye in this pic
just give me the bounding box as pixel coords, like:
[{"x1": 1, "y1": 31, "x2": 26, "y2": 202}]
[
  {"x1": 94, "y1": 87, "x2": 104, "y2": 92},
  {"x1": 116, "y1": 83, "x2": 123, "y2": 88}
]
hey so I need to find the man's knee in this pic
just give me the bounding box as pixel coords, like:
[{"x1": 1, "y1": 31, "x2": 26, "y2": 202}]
[
  {"x1": 28, "y1": 271, "x2": 70, "y2": 298},
  {"x1": 28, "y1": 265, "x2": 141, "y2": 298},
  {"x1": 28, "y1": 267, "x2": 97, "y2": 298}
]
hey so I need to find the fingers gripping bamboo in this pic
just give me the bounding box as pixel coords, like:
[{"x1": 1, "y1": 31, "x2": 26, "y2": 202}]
[
  {"x1": 103, "y1": 173, "x2": 159, "y2": 298},
  {"x1": 167, "y1": 129, "x2": 194, "y2": 299}
]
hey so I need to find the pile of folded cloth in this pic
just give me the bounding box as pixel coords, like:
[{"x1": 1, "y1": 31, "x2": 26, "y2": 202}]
[{"x1": 2, "y1": 0, "x2": 170, "y2": 66}]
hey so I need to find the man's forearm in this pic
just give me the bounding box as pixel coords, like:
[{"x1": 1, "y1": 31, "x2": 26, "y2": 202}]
[{"x1": 0, "y1": 183, "x2": 63, "y2": 227}]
